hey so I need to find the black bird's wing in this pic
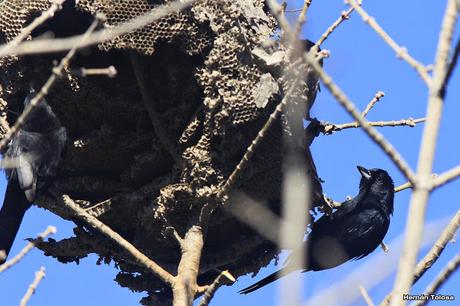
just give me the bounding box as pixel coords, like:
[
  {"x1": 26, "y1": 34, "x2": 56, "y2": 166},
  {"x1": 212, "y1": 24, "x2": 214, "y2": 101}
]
[{"x1": 336, "y1": 208, "x2": 389, "y2": 260}]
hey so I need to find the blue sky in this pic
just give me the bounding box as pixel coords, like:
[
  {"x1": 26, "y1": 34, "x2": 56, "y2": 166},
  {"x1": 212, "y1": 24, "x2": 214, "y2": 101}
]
[{"x1": 1, "y1": 1, "x2": 459, "y2": 306}]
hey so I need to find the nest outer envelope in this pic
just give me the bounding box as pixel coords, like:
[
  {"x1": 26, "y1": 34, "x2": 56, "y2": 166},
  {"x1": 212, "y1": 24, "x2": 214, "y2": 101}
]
[{"x1": 0, "y1": 0, "x2": 324, "y2": 304}]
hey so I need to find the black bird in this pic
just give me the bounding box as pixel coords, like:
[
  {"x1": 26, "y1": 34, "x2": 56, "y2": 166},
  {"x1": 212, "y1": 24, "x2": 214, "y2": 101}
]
[
  {"x1": 0, "y1": 93, "x2": 66, "y2": 263},
  {"x1": 239, "y1": 166, "x2": 394, "y2": 294}
]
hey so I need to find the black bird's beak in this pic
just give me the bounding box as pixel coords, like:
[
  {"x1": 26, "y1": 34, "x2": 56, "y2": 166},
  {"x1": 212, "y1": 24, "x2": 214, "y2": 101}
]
[{"x1": 357, "y1": 166, "x2": 371, "y2": 181}]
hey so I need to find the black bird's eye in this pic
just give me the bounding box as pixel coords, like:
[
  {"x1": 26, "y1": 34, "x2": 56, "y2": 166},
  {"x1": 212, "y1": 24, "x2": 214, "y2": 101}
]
[{"x1": 376, "y1": 176, "x2": 383, "y2": 183}]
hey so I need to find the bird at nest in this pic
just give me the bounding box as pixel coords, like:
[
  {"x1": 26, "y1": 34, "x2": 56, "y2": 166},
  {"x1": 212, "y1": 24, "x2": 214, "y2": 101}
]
[{"x1": 239, "y1": 166, "x2": 394, "y2": 294}]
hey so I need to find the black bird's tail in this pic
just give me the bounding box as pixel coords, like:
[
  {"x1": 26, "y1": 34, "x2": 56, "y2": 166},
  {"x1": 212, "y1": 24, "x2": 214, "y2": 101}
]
[
  {"x1": 239, "y1": 267, "x2": 294, "y2": 294},
  {"x1": 0, "y1": 182, "x2": 31, "y2": 263}
]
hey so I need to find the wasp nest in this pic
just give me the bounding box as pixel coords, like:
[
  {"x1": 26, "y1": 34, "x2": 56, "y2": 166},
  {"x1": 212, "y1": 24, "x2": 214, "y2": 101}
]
[{"x1": 0, "y1": 0, "x2": 323, "y2": 304}]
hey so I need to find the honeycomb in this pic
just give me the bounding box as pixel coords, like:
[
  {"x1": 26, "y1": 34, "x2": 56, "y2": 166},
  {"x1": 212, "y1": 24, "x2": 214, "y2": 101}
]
[
  {"x1": 0, "y1": 0, "x2": 323, "y2": 304},
  {"x1": 76, "y1": 0, "x2": 213, "y2": 56},
  {"x1": 0, "y1": 0, "x2": 52, "y2": 94},
  {"x1": 0, "y1": 0, "x2": 51, "y2": 42}
]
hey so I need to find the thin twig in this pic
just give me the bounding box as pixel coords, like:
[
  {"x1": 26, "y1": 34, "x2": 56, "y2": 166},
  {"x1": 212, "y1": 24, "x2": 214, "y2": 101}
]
[
  {"x1": 432, "y1": 164, "x2": 460, "y2": 189},
  {"x1": 412, "y1": 210, "x2": 459, "y2": 282},
  {"x1": 394, "y1": 182, "x2": 412, "y2": 193},
  {"x1": 197, "y1": 270, "x2": 235, "y2": 306},
  {"x1": 0, "y1": 226, "x2": 56, "y2": 273},
  {"x1": 302, "y1": 51, "x2": 417, "y2": 184},
  {"x1": 359, "y1": 285, "x2": 376, "y2": 306},
  {"x1": 315, "y1": 0, "x2": 362, "y2": 47},
  {"x1": 380, "y1": 210, "x2": 460, "y2": 306},
  {"x1": 411, "y1": 254, "x2": 460, "y2": 306},
  {"x1": 266, "y1": 0, "x2": 292, "y2": 35},
  {"x1": 345, "y1": 0, "x2": 432, "y2": 86},
  {"x1": 390, "y1": 2, "x2": 458, "y2": 305},
  {"x1": 62, "y1": 195, "x2": 175, "y2": 285},
  {"x1": 0, "y1": 0, "x2": 65, "y2": 56},
  {"x1": 285, "y1": 8, "x2": 303, "y2": 13},
  {"x1": 0, "y1": 15, "x2": 102, "y2": 150},
  {"x1": 380, "y1": 242, "x2": 389, "y2": 253},
  {"x1": 165, "y1": 226, "x2": 184, "y2": 245},
  {"x1": 292, "y1": 0, "x2": 313, "y2": 41},
  {"x1": 323, "y1": 117, "x2": 425, "y2": 134},
  {"x1": 0, "y1": 0, "x2": 195, "y2": 58},
  {"x1": 362, "y1": 91, "x2": 385, "y2": 117},
  {"x1": 327, "y1": 181, "x2": 414, "y2": 211},
  {"x1": 20, "y1": 267, "x2": 46, "y2": 306},
  {"x1": 72, "y1": 66, "x2": 117, "y2": 78}
]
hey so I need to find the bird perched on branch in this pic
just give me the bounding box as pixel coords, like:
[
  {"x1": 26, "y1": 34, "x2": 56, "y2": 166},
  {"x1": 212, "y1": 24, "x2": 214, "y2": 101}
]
[
  {"x1": 239, "y1": 166, "x2": 394, "y2": 294},
  {"x1": 0, "y1": 91, "x2": 66, "y2": 263}
]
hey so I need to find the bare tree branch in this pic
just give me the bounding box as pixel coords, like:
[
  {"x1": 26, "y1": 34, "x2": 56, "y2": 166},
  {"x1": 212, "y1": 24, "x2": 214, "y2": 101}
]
[
  {"x1": 315, "y1": 0, "x2": 362, "y2": 47},
  {"x1": 432, "y1": 165, "x2": 460, "y2": 189},
  {"x1": 362, "y1": 91, "x2": 385, "y2": 117},
  {"x1": 0, "y1": 15, "x2": 102, "y2": 150},
  {"x1": 71, "y1": 66, "x2": 117, "y2": 78},
  {"x1": 345, "y1": 0, "x2": 432, "y2": 86},
  {"x1": 360, "y1": 285, "x2": 376, "y2": 306},
  {"x1": 61, "y1": 195, "x2": 175, "y2": 285},
  {"x1": 197, "y1": 270, "x2": 235, "y2": 306},
  {"x1": 0, "y1": 0, "x2": 65, "y2": 57},
  {"x1": 0, "y1": 0, "x2": 195, "y2": 58},
  {"x1": 20, "y1": 267, "x2": 46, "y2": 306},
  {"x1": 411, "y1": 254, "x2": 460, "y2": 306},
  {"x1": 292, "y1": 0, "x2": 313, "y2": 40},
  {"x1": 394, "y1": 182, "x2": 412, "y2": 193},
  {"x1": 0, "y1": 226, "x2": 56, "y2": 273},
  {"x1": 380, "y1": 210, "x2": 460, "y2": 306},
  {"x1": 323, "y1": 117, "x2": 425, "y2": 134},
  {"x1": 390, "y1": 2, "x2": 458, "y2": 305},
  {"x1": 302, "y1": 51, "x2": 417, "y2": 184},
  {"x1": 172, "y1": 225, "x2": 204, "y2": 306}
]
